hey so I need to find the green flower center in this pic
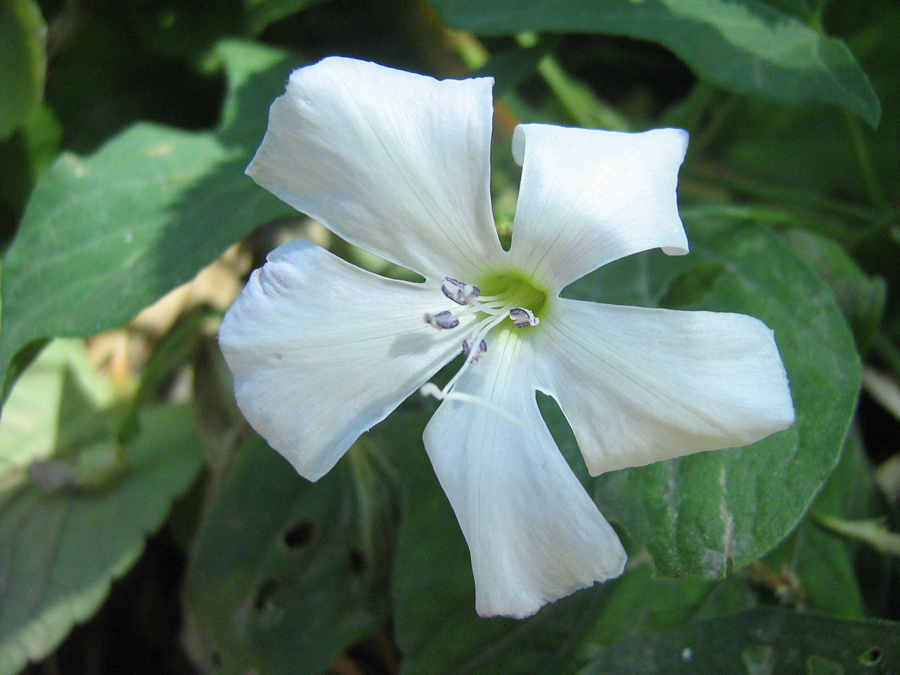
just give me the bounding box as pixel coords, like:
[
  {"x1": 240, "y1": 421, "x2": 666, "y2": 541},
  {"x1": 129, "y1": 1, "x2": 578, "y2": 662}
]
[{"x1": 477, "y1": 270, "x2": 549, "y2": 321}]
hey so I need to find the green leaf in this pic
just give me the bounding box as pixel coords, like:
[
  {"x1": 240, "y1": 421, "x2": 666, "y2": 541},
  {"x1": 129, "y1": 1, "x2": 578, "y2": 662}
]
[
  {"x1": 0, "y1": 0, "x2": 46, "y2": 139},
  {"x1": 562, "y1": 220, "x2": 860, "y2": 578},
  {"x1": 0, "y1": 340, "x2": 115, "y2": 482},
  {"x1": 0, "y1": 365, "x2": 201, "y2": 675},
  {"x1": 184, "y1": 436, "x2": 398, "y2": 675},
  {"x1": 244, "y1": 0, "x2": 330, "y2": 35},
  {"x1": 781, "y1": 229, "x2": 885, "y2": 353},
  {"x1": 577, "y1": 564, "x2": 757, "y2": 653},
  {"x1": 657, "y1": 261, "x2": 727, "y2": 309},
  {"x1": 426, "y1": 0, "x2": 880, "y2": 126},
  {"x1": 0, "y1": 39, "x2": 299, "y2": 403},
  {"x1": 579, "y1": 608, "x2": 900, "y2": 674}
]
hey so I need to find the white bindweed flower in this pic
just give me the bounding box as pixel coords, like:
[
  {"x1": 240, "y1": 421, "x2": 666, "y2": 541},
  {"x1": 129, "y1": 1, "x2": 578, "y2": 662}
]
[{"x1": 219, "y1": 57, "x2": 795, "y2": 619}]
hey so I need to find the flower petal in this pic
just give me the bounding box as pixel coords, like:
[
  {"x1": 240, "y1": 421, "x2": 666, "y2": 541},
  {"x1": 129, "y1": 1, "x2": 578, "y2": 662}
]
[
  {"x1": 246, "y1": 57, "x2": 504, "y2": 281},
  {"x1": 508, "y1": 125, "x2": 689, "y2": 291},
  {"x1": 536, "y1": 299, "x2": 795, "y2": 476},
  {"x1": 423, "y1": 329, "x2": 626, "y2": 618},
  {"x1": 219, "y1": 238, "x2": 469, "y2": 481}
]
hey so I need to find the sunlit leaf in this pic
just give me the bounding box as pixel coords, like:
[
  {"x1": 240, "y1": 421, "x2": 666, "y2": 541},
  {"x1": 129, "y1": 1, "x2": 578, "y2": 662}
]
[{"x1": 0, "y1": 340, "x2": 115, "y2": 481}]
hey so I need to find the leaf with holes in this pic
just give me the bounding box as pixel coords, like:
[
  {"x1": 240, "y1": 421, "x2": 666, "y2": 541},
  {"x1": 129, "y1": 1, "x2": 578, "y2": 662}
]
[
  {"x1": 0, "y1": 39, "x2": 300, "y2": 403},
  {"x1": 184, "y1": 436, "x2": 399, "y2": 675},
  {"x1": 555, "y1": 219, "x2": 860, "y2": 578}
]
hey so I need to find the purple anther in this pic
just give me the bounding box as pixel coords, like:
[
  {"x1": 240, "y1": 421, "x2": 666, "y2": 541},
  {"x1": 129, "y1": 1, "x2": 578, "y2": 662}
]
[
  {"x1": 425, "y1": 310, "x2": 460, "y2": 330},
  {"x1": 441, "y1": 277, "x2": 481, "y2": 305},
  {"x1": 509, "y1": 307, "x2": 539, "y2": 328},
  {"x1": 462, "y1": 338, "x2": 488, "y2": 361}
]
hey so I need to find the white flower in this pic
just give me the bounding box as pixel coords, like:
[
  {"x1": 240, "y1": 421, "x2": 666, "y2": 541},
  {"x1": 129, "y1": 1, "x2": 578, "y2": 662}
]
[{"x1": 219, "y1": 57, "x2": 795, "y2": 619}]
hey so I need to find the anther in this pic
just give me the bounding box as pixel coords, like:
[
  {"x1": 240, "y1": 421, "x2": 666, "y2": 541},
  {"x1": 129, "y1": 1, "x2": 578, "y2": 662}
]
[
  {"x1": 509, "y1": 307, "x2": 540, "y2": 328},
  {"x1": 462, "y1": 338, "x2": 488, "y2": 361},
  {"x1": 442, "y1": 277, "x2": 481, "y2": 305},
  {"x1": 424, "y1": 310, "x2": 459, "y2": 330}
]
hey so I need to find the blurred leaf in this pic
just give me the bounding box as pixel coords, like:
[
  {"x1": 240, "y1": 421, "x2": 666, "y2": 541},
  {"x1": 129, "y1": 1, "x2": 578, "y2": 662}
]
[
  {"x1": 579, "y1": 608, "x2": 900, "y2": 674},
  {"x1": 0, "y1": 103, "x2": 62, "y2": 216},
  {"x1": 561, "y1": 220, "x2": 859, "y2": 578},
  {"x1": 427, "y1": 0, "x2": 880, "y2": 126},
  {"x1": 128, "y1": 0, "x2": 245, "y2": 62},
  {"x1": 657, "y1": 262, "x2": 726, "y2": 309},
  {"x1": 472, "y1": 44, "x2": 551, "y2": 97},
  {"x1": 244, "y1": 0, "x2": 330, "y2": 35},
  {"x1": 0, "y1": 340, "x2": 115, "y2": 482},
  {"x1": 0, "y1": 40, "x2": 299, "y2": 403},
  {"x1": 781, "y1": 229, "x2": 885, "y2": 353},
  {"x1": 184, "y1": 436, "x2": 398, "y2": 675},
  {"x1": 0, "y1": 0, "x2": 46, "y2": 140},
  {"x1": 0, "y1": 401, "x2": 201, "y2": 675}
]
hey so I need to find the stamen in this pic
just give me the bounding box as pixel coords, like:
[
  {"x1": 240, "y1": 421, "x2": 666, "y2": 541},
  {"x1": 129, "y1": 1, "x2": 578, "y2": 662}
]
[
  {"x1": 509, "y1": 307, "x2": 540, "y2": 327},
  {"x1": 462, "y1": 338, "x2": 487, "y2": 361},
  {"x1": 420, "y1": 383, "x2": 524, "y2": 426},
  {"x1": 424, "y1": 310, "x2": 459, "y2": 330},
  {"x1": 440, "y1": 312, "x2": 508, "y2": 393},
  {"x1": 442, "y1": 277, "x2": 481, "y2": 305}
]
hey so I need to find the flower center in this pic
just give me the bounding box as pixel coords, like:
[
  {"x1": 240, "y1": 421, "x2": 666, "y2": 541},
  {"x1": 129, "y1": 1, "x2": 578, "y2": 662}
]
[
  {"x1": 419, "y1": 272, "x2": 548, "y2": 423},
  {"x1": 477, "y1": 271, "x2": 548, "y2": 319}
]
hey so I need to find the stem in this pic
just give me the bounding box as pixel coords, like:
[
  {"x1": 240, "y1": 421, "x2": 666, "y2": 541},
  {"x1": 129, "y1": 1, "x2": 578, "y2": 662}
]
[
  {"x1": 844, "y1": 109, "x2": 889, "y2": 209},
  {"x1": 811, "y1": 511, "x2": 900, "y2": 556},
  {"x1": 874, "y1": 332, "x2": 900, "y2": 379},
  {"x1": 516, "y1": 34, "x2": 629, "y2": 131}
]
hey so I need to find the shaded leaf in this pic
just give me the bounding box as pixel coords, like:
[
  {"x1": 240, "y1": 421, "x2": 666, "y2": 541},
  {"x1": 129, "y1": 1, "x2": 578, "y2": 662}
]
[
  {"x1": 427, "y1": 0, "x2": 880, "y2": 125},
  {"x1": 657, "y1": 261, "x2": 726, "y2": 309},
  {"x1": 577, "y1": 564, "x2": 757, "y2": 653},
  {"x1": 244, "y1": 0, "x2": 330, "y2": 35},
  {"x1": 184, "y1": 436, "x2": 398, "y2": 675},
  {"x1": 580, "y1": 608, "x2": 900, "y2": 674}
]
